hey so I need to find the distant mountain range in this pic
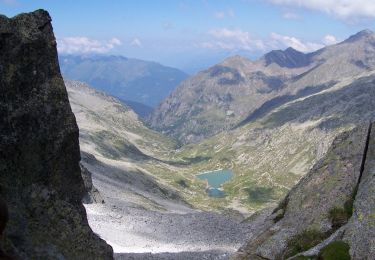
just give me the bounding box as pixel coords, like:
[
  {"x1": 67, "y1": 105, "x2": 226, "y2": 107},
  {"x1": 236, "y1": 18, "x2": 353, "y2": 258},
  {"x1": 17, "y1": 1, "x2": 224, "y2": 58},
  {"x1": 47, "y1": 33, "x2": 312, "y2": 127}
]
[
  {"x1": 59, "y1": 54, "x2": 188, "y2": 114},
  {"x1": 149, "y1": 29, "x2": 375, "y2": 144}
]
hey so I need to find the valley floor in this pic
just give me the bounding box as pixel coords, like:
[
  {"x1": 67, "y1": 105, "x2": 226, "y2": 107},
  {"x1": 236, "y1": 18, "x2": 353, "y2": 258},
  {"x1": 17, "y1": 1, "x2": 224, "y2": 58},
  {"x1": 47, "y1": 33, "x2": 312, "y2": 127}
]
[
  {"x1": 86, "y1": 203, "x2": 250, "y2": 259},
  {"x1": 82, "y1": 154, "x2": 254, "y2": 259},
  {"x1": 115, "y1": 251, "x2": 230, "y2": 260}
]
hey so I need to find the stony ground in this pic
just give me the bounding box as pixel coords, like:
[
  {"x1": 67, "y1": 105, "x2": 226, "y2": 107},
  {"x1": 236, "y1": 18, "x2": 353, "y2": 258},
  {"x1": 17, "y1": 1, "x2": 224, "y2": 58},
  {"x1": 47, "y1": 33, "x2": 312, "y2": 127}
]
[
  {"x1": 115, "y1": 251, "x2": 230, "y2": 260},
  {"x1": 82, "y1": 154, "x2": 254, "y2": 259},
  {"x1": 85, "y1": 202, "x2": 252, "y2": 255}
]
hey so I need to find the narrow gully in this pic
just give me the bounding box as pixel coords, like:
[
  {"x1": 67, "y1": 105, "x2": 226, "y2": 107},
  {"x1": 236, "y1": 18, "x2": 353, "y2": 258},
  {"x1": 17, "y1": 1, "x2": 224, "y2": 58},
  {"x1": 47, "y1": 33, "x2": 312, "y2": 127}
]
[{"x1": 355, "y1": 122, "x2": 373, "y2": 198}]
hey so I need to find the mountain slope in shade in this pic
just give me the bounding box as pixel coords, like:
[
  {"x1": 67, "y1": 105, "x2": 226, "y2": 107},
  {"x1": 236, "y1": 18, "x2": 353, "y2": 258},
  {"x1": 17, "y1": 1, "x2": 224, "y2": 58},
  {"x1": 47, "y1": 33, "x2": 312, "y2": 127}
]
[
  {"x1": 264, "y1": 47, "x2": 311, "y2": 68},
  {"x1": 119, "y1": 99, "x2": 153, "y2": 119},
  {"x1": 59, "y1": 54, "x2": 188, "y2": 108},
  {"x1": 235, "y1": 123, "x2": 375, "y2": 259},
  {"x1": 149, "y1": 30, "x2": 375, "y2": 144}
]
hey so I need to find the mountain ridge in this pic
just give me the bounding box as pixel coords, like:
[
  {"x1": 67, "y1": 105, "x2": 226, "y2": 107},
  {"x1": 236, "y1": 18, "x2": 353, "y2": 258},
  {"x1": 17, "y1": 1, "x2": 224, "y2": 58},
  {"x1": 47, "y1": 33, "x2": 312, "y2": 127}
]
[
  {"x1": 149, "y1": 29, "x2": 375, "y2": 144},
  {"x1": 264, "y1": 47, "x2": 311, "y2": 68},
  {"x1": 59, "y1": 54, "x2": 189, "y2": 110}
]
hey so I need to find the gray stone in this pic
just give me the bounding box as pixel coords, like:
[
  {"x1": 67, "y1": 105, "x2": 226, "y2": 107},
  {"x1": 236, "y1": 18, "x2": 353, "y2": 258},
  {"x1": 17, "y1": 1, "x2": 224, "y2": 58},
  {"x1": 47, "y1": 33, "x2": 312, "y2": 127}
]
[
  {"x1": 235, "y1": 124, "x2": 374, "y2": 259},
  {"x1": 343, "y1": 123, "x2": 375, "y2": 259},
  {"x1": 0, "y1": 10, "x2": 113, "y2": 259},
  {"x1": 81, "y1": 163, "x2": 105, "y2": 204}
]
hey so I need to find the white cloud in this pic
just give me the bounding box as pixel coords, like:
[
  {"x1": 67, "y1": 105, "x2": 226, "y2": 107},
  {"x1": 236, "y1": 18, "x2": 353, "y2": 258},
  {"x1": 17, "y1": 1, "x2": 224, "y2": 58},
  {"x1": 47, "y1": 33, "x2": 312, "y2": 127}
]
[
  {"x1": 109, "y1": 38, "x2": 121, "y2": 46},
  {"x1": 203, "y1": 28, "x2": 265, "y2": 50},
  {"x1": 130, "y1": 38, "x2": 142, "y2": 47},
  {"x1": 200, "y1": 28, "x2": 337, "y2": 53},
  {"x1": 57, "y1": 37, "x2": 121, "y2": 54},
  {"x1": 323, "y1": 34, "x2": 338, "y2": 45},
  {"x1": 269, "y1": 32, "x2": 324, "y2": 52},
  {"x1": 267, "y1": 0, "x2": 375, "y2": 19}
]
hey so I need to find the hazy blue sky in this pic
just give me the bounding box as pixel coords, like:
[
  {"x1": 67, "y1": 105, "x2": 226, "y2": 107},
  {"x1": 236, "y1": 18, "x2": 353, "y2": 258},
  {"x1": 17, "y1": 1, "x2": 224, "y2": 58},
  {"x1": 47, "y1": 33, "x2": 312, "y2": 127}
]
[{"x1": 2, "y1": 0, "x2": 375, "y2": 72}]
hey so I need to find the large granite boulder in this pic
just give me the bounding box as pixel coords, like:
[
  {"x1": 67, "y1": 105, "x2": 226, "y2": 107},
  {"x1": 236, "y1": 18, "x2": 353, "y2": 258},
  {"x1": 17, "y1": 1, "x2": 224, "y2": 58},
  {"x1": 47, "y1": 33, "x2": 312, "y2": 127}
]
[{"x1": 0, "y1": 10, "x2": 113, "y2": 259}]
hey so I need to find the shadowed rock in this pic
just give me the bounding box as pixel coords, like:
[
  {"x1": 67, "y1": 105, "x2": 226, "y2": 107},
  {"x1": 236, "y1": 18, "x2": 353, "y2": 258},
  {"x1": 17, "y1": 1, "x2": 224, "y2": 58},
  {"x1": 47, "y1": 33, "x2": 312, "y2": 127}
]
[
  {"x1": 81, "y1": 163, "x2": 105, "y2": 204},
  {"x1": 0, "y1": 10, "x2": 113, "y2": 259},
  {"x1": 264, "y1": 47, "x2": 311, "y2": 68},
  {"x1": 343, "y1": 123, "x2": 375, "y2": 259},
  {"x1": 235, "y1": 123, "x2": 375, "y2": 259}
]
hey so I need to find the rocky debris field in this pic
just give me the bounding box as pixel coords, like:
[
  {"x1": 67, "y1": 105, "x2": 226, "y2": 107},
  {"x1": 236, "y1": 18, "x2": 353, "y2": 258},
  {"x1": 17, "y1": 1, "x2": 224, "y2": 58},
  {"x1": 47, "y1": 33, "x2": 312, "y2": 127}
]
[
  {"x1": 82, "y1": 152, "x2": 255, "y2": 259},
  {"x1": 115, "y1": 251, "x2": 230, "y2": 260},
  {"x1": 85, "y1": 202, "x2": 253, "y2": 257}
]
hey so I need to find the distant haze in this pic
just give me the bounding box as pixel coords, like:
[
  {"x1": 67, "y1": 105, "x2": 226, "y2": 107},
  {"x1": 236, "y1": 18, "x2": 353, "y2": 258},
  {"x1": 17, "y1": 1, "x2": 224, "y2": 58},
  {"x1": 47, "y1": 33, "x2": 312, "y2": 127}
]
[
  {"x1": 59, "y1": 54, "x2": 188, "y2": 111},
  {"x1": 2, "y1": 1, "x2": 374, "y2": 73}
]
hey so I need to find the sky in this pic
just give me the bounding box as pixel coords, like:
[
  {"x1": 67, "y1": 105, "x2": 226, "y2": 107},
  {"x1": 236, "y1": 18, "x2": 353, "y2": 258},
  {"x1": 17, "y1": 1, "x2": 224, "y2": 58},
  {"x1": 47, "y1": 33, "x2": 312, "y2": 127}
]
[{"x1": 1, "y1": 0, "x2": 375, "y2": 73}]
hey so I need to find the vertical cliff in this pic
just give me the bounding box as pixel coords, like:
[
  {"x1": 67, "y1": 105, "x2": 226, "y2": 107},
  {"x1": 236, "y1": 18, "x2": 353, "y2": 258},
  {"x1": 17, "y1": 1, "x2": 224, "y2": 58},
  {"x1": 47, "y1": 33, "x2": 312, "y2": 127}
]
[{"x1": 0, "y1": 10, "x2": 113, "y2": 259}]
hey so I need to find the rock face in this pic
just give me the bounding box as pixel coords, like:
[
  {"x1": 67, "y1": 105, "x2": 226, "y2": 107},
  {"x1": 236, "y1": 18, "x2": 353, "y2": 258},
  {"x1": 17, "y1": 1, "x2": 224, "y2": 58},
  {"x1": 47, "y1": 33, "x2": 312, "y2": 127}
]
[
  {"x1": 80, "y1": 162, "x2": 105, "y2": 204},
  {"x1": 343, "y1": 123, "x2": 375, "y2": 259},
  {"x1": 0, "y1": 10, "x2": 113, "y2": 259},
  {"x1": 264, "y1": 47, "x2": 311, "y2": 68},
  {"x1": 150, "y1": 30, "x2": 375, "y2": 144},
  {"x1": 235, "y1": 123, "x2": 375, "y2": 259}
]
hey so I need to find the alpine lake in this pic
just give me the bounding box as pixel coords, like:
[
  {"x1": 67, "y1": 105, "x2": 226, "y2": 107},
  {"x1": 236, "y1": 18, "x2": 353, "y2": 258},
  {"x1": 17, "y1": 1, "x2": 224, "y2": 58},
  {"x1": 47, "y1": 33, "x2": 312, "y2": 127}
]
[{"x1": 196, "y1": 169, "x2": 234, "y2": 198}]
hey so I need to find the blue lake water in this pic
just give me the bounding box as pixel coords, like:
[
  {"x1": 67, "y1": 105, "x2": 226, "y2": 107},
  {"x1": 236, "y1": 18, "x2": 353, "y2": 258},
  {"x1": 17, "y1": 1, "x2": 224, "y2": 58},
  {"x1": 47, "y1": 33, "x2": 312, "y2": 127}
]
[{"x1": 196, "y1": 169, "x2": 233, "y2": 198}]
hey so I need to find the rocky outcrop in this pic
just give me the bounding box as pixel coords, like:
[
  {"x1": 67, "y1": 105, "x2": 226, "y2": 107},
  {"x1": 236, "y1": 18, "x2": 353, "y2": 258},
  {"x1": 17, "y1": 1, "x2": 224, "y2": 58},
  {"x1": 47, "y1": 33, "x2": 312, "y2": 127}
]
[
  {"x1": 235, "y1": 123, "x2": 375, "y2": 259},
  {"x1": 0, "y1": 10, "x2": 113, "y2": 258},
  {"x1": 264, "y1": 47, "x2": 311, "y2": 68},
  {"x1": 81, "y1": 162, "x2": 105, "y2": 204}
]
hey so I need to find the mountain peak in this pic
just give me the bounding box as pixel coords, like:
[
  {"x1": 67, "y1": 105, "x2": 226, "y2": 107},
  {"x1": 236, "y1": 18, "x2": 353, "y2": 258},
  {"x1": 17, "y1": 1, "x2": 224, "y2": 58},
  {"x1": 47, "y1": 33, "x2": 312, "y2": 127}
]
[
  {"x1": 263, "y1": 47, "x2": 310, "y2": 68},
  {"x1": 285, "y1": 47, "x2": 300, "y2": 53},
  {"x1": 356, "y1": 29, "x2": 373, "y2": 36},
  {"x1": 219, "y1": 55, "x2": 253, "y2": 67},
  {"x1": 344, "y1": 29, "x2": 375, "y2": 43},
  {"x1": 222, "y1": 55, "x2": 251, "y2": 63}
]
